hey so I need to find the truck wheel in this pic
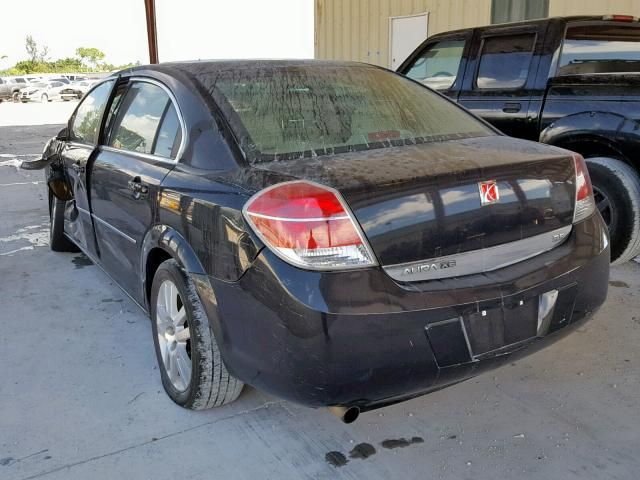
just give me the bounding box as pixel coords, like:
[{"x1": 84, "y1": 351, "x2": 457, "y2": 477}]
[
  {"x1": 586, "y1": 157, "x2": 640, "y2": 264},
  {"x1": 49, "y1": 193, "x2": 80, "y2": 252},
  {"x1": 150, "y1": 259, "x2": 244, "y2": 409},
  {"x1": 12, "y1": 92, "x2": 19, "y2": 102}
]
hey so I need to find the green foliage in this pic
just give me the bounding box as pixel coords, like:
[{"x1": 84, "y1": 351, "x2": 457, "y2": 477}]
[
  {"x1": 0, "y1": 38, "x2": 137, "y2": 76},
  {"x1": 76, "y1": 47, "x2": 106, "y2": 67}
]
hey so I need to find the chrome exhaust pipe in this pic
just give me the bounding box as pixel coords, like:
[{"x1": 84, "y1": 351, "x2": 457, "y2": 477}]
[{"x1": 328, "y1": 406, "x2": 360, "y2": 424}]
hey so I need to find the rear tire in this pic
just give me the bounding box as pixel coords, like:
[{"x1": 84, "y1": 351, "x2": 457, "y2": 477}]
[
  {"x1": 586, "y1": 157, "x2": 640, "y2": 264},
  {"x1": 150, "y1": 259, "x2": 244, "y2": 409},
  {"x1": 12, "y1": 92, "x2": 19, "y2": 102},
  {"x1": 41, "y1": 93, "x2": 48, "y2": 103},
  {"x1": 49, "y1": 193, "x2": 80, "y2": 252}
]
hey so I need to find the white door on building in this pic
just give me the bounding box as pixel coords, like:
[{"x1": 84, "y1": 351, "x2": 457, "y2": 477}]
[{"x1": 389, "y1": 13, "x2": 429, "y2": 69}]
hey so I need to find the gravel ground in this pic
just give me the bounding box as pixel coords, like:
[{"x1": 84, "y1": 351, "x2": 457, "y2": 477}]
[{"x1": 1, "y1": 105, "x2": 639, "y2": 480}]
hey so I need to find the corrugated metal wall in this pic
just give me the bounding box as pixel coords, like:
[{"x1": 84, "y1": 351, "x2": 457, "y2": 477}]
[
  {"x1": 315, "y1": 0, "x2": 492, "y2": 67},
  {"x1": 315, "y1": 0, "x2": 640, "y2": 67},
  {"x1": 549, "y1": 0, "x2": 640, "y2": 16}
]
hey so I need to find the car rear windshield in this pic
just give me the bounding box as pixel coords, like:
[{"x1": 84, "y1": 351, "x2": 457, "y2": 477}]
[
  {"x1": 558, "y1": 24, "x2": 640, "y2": 75},
  {"x1": 204, "y1": 65, "x2": 492, "y2": 163}
]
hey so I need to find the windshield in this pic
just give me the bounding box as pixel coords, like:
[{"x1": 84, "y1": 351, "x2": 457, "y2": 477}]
[
  {"x1": 204, "y1": 65, "x2": 492, "y2": 163},
  {"x1": 32, "y1": 82, "x2": 48, "y2": 88},
  {"x1": 558, "y1": 24, "x2": 640, "y2": 75}
]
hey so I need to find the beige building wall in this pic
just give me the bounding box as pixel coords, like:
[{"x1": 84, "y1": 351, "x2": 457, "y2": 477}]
[
  {"x1": 315, "y1": 0, "x2": 492, "y2": 67},
  {"x1": 315, "y1": 0, "x2": 640, "y2": 67},
  {"x1": 549, "y1": 0, "x2": 640, "y2": 16}
]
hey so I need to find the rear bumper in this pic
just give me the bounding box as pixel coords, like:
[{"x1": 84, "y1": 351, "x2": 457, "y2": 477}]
[{"x1": 204, "y1": 214, "x2": 609, "y2": 408}]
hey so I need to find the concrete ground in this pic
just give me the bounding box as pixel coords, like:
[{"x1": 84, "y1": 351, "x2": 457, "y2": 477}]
[{"x1": 1, "y1": 106, "x2": 640, "y2": 479}]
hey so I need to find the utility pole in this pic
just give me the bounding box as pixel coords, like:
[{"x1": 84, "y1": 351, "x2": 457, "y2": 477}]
[{"x1": 144, "y1": 0, "x2": 159, "y2": 64}]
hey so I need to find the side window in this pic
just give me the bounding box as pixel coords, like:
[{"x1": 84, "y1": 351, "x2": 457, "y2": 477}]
[
  {"x1": 405, "y1": 40, "x2": 465, "y2": 90},
  {"x1": 104, "y1": 83, "x2": 129, "y2": 140},
  {"x1": 69, "y1": 80, "x2": 115, "y2": 144},
  {"x1": 153, "y1": 103, "x2": 182, "y2": 159},
  {"x1": 476, "y1": 33, "x2": 535, "y2": 89},
  {"x1": 109, "y1": 82, "x2": 173, "y2": 156}
]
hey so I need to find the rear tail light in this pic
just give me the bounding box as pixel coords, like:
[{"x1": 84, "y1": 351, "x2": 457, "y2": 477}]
[
  {"x1": 573, "y1": 153, "x2": 596, "y2": 223},
  {"x1": 243, "y1": 180, "x2": 377, "y2": 270}
]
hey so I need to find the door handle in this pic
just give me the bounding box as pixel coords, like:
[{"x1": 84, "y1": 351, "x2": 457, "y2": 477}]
[
  {"x1": 70, "y1": 162, "x2": 85, "y2": 174},
  {"x1": 127, "y1": 177, "x2": 149, "y2": 199},
  {"x1": 502, "y1": 102, "x2": 522, "y2": 113}
]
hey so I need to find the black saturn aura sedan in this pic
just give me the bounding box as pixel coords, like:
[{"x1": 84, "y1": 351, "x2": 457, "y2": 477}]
[{"x1": 26, "y1": 60, "x2": 609, "y2": 422}]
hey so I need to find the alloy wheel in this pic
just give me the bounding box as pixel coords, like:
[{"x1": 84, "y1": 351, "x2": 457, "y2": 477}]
[{"x1": 155, "y1": 279, "x2": 192, "y2": 391}]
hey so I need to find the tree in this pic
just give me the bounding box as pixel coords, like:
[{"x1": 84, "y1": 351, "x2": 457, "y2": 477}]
[
  {"x1": 76, "y1": 47, "x2": 105, "y2": 68},
  {"x1": 25, "y1": 35, "x2": 49, "y2": 63}
]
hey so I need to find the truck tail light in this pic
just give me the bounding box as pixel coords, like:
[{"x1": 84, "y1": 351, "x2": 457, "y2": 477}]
[
  {"x1": 243, "y1": 180, "x2": 377, "y2": 270},
  {"x1": 573, "y1": 153, "x2": 596, "y2": 223}
]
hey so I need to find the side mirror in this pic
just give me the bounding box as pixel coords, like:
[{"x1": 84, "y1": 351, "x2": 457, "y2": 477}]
[
  {"x1": 21, "y1": 136, "x2": 57, "y2": 170},
  {"x1": 20, "y1": 157, "x2": 51, "y2": 170},
  {"x1": 57, "y1": 127, "x2": 69, "y2": 141}
]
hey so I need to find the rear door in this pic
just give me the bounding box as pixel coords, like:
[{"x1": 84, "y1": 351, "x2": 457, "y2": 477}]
[
  {"x1": 90, "y1": 78, "x2": 184, "y2": 301},
  {"x1": 399, "y1": 33, "x2": 471, "y2": 101},
  {"x1": 458, "y1": 23, "x2": 546, "y2": 140},
  {"x1": 60, "y1": 79, "x2": 115, "y2": 256}
]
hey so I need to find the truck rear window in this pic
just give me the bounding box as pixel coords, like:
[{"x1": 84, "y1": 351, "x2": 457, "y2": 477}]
[{"x1": 558, "y1": 24, "x2": 640, "y2": 75}]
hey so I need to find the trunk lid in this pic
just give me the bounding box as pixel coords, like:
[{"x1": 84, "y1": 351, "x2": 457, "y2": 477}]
[{"x1": 251, "y1": 136, "x2": 576, "y2": 278}]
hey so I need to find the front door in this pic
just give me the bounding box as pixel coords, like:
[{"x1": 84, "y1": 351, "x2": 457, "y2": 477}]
[
  {"x1": 61, "y1": 79, "x2": 115, "y2": 256},
  {"x1": 90, "y1": 79, "x2": 183, "y2": 302}
]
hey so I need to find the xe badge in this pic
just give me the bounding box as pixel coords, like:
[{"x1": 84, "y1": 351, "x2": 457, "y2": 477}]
[{"x1": 478, "y1": 180, "x2": 500, "y2": 206}]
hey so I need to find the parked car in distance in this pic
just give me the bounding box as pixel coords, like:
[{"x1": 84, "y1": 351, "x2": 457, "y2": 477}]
[
  {"x1": 60, "y1": 80, "x2": 97, "y2": 100},
  {"x1": 63, "y1": 74, "x2": 87, "y2": 82},
  {"x1": 0, "y1": 77, "x2": 22, "y2": 102},
  {"x1": 20, "y1": 81, "x2": 66, "y2": 102},
  {"x1": 46, "y1": 76, "x2": 71, "y2": 84},
  {"x1": 399, "y1": 14, "x2": 640, "y2": 264},
  {"x1": 25, "y1": 61, "x2": 609, "y2": 422}
]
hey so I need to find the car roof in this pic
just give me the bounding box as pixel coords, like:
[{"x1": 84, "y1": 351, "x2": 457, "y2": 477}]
[
  {"x1": 426, "y1": 15, "x2": 636, "y2": 37},
  {"x1": 124, "y1": 59, "x2": 376, "y2": 78}
]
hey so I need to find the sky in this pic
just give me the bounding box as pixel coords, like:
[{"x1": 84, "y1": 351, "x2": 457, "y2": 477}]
[{"x1": 0, "y1": 0, "x2": 314, "y2": 70}]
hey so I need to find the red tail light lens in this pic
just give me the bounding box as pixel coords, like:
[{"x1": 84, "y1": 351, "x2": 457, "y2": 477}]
[
  {"x1": 573, "y1": 153, "x2": 596, "y2": 223},
  {"x1": 243, "y1": 181, "x2": 377, "y2": 270}
]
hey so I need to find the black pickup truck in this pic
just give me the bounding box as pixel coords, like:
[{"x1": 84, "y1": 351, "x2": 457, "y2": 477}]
[{"x1": 399, "y1": 15, "x2": 640, "y2": 264}]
